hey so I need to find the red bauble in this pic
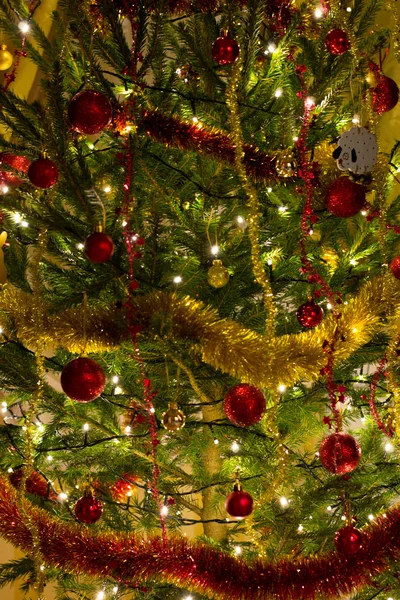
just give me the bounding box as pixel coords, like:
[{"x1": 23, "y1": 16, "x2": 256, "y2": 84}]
[
  {"x1": 325, "y1": 177, "x2": 366, "y2": 218},
  {"x1": 325, "y1": 29, "x2": 350, "y2": 55},
  {"x1": 111, "y1": 473, "x2": 138, "y2": 501},
  {"x1": 390, "y1": 256, "x2": 400, "y2": 280},
  {"x1": 9, "y1": 468, "x2": 49, "y2": 498},
  {"x1": 28, "y1": 157, "x2": 58, "y2": 189},
  {"x1": 0, "y1": 153, "x2": 30, "y2": 186},
  {"x1": 223, "y1": 384, "x2": 266, "y2": 427},
  {"x1": 211, "y1": 34, "x2": 240, "y2": 65},
  {"x1": 68, "y1": 90, "x2": 112, "y2": 135},
  {"x1": 372, "y1": 76, "x2": 399, "y2": 115},
  {"x1": 84, "y1": 231, "x2": 114, "y2": 263},
  {"x1": 74, "y1": 493, "x2": 103, "y2": 524},
  {"x1": 296, "y1": 300, "x2": 323, "y2": 328},
  {"x1": 335, "y1": 526, "x2": 363, "y2": 555},
  {"x1": 319, "y1": 432, "x2": 361, "y2": 475},
  {"x1": 61, "y1": 357, "x2": 106, "y2": 402},
  {"x1": 225, "y1": 489, "x2": 254, "y2": 519}
]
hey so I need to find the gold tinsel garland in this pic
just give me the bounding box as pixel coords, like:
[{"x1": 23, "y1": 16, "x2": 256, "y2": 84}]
[{"x1": 1, "y1": 275, "x2": 400, "y2": 389}]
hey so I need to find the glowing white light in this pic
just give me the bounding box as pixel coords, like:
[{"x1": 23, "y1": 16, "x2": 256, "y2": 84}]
[
  {"x1": 387, "y1": 597, "x2": 394, "y2": 600},
  {"x1": 1, "y1": 407, "x2": 6, "y2": 414},
  {"x1": 113, "y1": 587, "x2": 118, "y2": 594},
  {"x1": 114, "y1": 386, "x2": 123, "y2": 395},
  {"x1": 327, "y1": 505, "x2": 332, "y2": 511},
  {"x1": 280, "y1": 496, "x2": 289, "y2": 508},
  {"x1": 234, "y1": 545, "x2": 242, "y2": 555},
  {"x1": 327, "y1": 303, "x2": 333, "y2": 310},
  {"x1": 305, "y1": 96, "x2": 316, "y2": 109},
  {"x1": 231, "y1": 441, "x2": 240, "y2": 453},
  {"x1": 213, "y1": 438, "x2": 219, "y2": 445},
  {"x1": 267, "y1": 42, "x2": 277, "y2": 53},
  {"x1": 278, "y1": 384, "x2": 287, "y2": 393},
  {"x1": 274, "y1": 88, "x2": 283, "y2": 98},
  {"x1": 361, "y1": 210, "x2": 367, "y2": 216},
  {"x1": 1, "y1": 185, "x2": 8, "y2": 194},
  {"x1": 267, "y1": 187, "x2": 273, "y2": 193},
  {"x1": 112, "y1": 375, "x2": 119, "y2": 384},
  {"x1": 21, "y1": 220, "x2": 29, "y2": 228},
  {"x1": 298, "y1": 524, "x2": 304, "y2": 532},
  {"x1": 341, "y1": 515, "x2": 346, "y2": 521},
  {"x1": 173, "y1": 275, "x2": 182, "y2": 284},
  {"x1": 314, "y1": 6, "x2": 323, "y2": 18},
  {"x1": 160, "y1": 505, "x2": 169, "y2": 517},
  {"x1": 77, "y1": 243, "x2": 84, "y2": 250},
  {"x1": 58, "y1": 492, "x2": 68, "y2": 501},
  {"x1": 122, "y1": 220, "x2": 128, "y2": 227},
  {"x1": 13, "y1": 213, "x2": 21, "y2": 224},
  {"x1": 349, "y1": 259, "x2": 357, "y2": 266},
  {"x1": 278, "y1": 206, "x2": 287, "y2": 213},
  {"x1": 293, "y1": 136, "x2": 299, "y2": 142},
  {"x1": 40, "y1": 565, "x2": 45, "y2": 571},
  {"x1": 1, "y1": 402, "x2": 6, "y2": 408},
  {"x1": 149, "y1": 407, "x2": 155, "y2": 414},
  {"x1": 37, "y1": 424, "x2": 44, "y2": 432},
  {"x1": 346, "y1": 6, "x2": 352, "y2": 11},
  {"x1": 192, "y1": 116, "x2": 199, "y2": 124},
  {"x1": 83, "y1": 423, "x2": 90, "y2": 432},
  {"x1": 237, "y1": 216, "x2": 244, "y2": 223},
  {"x1": 103, "y1": 185, "x2": 112, "y2": 193},
  {"x1": 125, "y1": 425, "x2": 132, "y2": 434},
  {"x1": 368, "y1": 514, "x2": 374, "y2": 521},
  {"x1": 7, "y1": 468, "x2": 13, "y2": 473},
  {"x1": 96, "y1": 592, "x2": 105, "y2": 600},
  {"x1": 309, "y1": 229, "x2": 313, "y2": 236},
  {"x1": 88, "y1": 143, "x2": 95, "y2": 150},
  {"x1": 385, "y1": 442, "x2": 394, "y2": 453},
  {"x1": 47, "y1": 455, "x2": 53, "y2": 462},
  {"x1": 352, "y1": 115, "x2": 360, "y2": 125},
  {"x1": 267, "y1": 259, "x2": 273, "y2": 266},
  {"x1": 184, "y1": 596, "x2": 193, "y2": 600},
  {"x1": 211, "y1": 245, "x2": 219, "y2": 256},
  {"x1": 19, "y1": 21, "x2": 30, "y2": 33},
  {"x1": 0, "y1": 327, "x2": 3, "y2": 335}
]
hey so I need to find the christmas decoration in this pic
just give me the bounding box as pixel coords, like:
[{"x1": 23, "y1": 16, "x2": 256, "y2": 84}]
[
  {"x1": 84, "y1": 229, "x2": 115, "y2": 263},
  {"x1": 296, "y1": 300, "x2": 323, "y2": 328},
  {"x1": 68, "y1": 90, "x2": 112, "y2": 135},
  {"x1": 390, "y1": 256, "x2": 400, "y2": 280},
  {"x1": 60, "y1": 357, "x2": 106, "y2": 402},
  {"x1": 325, "y1": 29, "x2": 350, "y2": 55},
  {"x1": 0, "y1": 152, "x2": 30, "y2": 186},
  {"x1": 319, "y1": 432, "x2": 361, "y2": 474},
  {"x1": 0, "y1": 231, "x2": 7, "y2": 284},
  {"x1": 333, "y1": 127, "x2": 378, "y2": 175},
  {"x1": 276, "y1": 149, "x2": 297, "y2": 177},
  {"x1": 371, "y1": 75, "x2": 399, "y2": 114},
  {"x1": 207, "y1": 259, "x2": 229, "y2": 288},
  {"x1": 211, "y1": 32, "x2": 240, "y2": 65},
  {"x1": 9, "y1": 468, "x2": 49, "y2": 498},
  {"x1": 0, "y1": 45, "x2": 13, "y2": 71},
  {"x1": 162, "y1": 402, "x2": 186, "y2": 431},
  {"x1": 334, "y1": 526, "x2": 363, "y2": 555},
  {"x1": 28, "y1": 157, "x2": 59, "y2": 189},
  {"x1": 325, "y1": 177, "x2": 366, "y2": 218},
  {"x1": 223, "y1": 383, "x2": 266, "y2": 427},
  {"x1": 110, "y1": 473, "x2": 138, "y2": 501},
  {"x1": 74, "y1": 492, "x2": 103, "y2": 524},
  {"x1": 225, "y1": 484, "x2": 254, "y2": 519}
]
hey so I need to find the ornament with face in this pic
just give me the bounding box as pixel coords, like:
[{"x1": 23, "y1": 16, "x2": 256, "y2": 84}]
[{"x1": 332, "y1": 127, "x2": 378, "y2": 175}]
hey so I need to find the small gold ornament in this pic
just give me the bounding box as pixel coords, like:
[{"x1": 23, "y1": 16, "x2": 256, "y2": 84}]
[
  {"x1": 0, "y1": 232, "x2": 8, "y2": 284},
  {"x1": 207, "y1": 260, "x2": 230, "y2": 288},
  {"x1": 275, "y1": 150, "x2": 297, "y2": 178},
  {"x1": 0, "y1": 45, "x2": 13, "y2": 71},
  {"x1": 181, "y1": 201, "x2": 190, "y2": 210},
  {"x1": 162, "y1": 402, "x2": 186, "y2": 432}
]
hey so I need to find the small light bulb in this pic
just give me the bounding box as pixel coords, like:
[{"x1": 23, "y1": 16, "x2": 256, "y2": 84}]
[
  {"x1": 112, "y1": 375, "x2": 119, "y2": 384},
  {"x1": 21, "y1": 220, "x2": 29, "y2": 228},
  {"x1": 1, "y1": 402, "x2": 6, "y2": 408},
  {"x1": 305, "y1": 96, "x2": 316, "y2": 109},
  {"x1": 346, "y1": 6, "x2": 352, "y2": 11},
  {"x1": 83, "y1": 423, "x2": 90, "y2": 432},
  {"x1": 192, "y1": 116, "x2": 199, "y2": 124},
  {"x1": 368, "y1": 514, "x2": 374, "y2": 521},
  {"x1": 298, "y1": 524, "x2": 304, "y2": 532},
  {"x1": 77, "y1": 243, "x2": 84, "y2": 250},
  {"x1": 352, "y1": 114, "x2": 360, "y2": 125},
  {"x1": 314, "y1": 6, "x2": 323, "y2": 18},
  {"x1": 361, "y1": 210, "x2": 367, "y2": 216},
  {"x1": 1, "y1": 407, "x2": 6, "y2": 414},
  {"x1": 96, "y1": 592, "x2": 105, "y2": 600},
  {"x1": 7, "y1": 468, "x2": 13, "y2": 473},
  {"x1": 267, "y1": 42, "x2": 277, "y2": 53},
  {"x1": 114, "y1": 386, "x2": 123, "y2": 395},
  {"x1": 40, "y1": 565, "x2": 45, "y2": 571},
  {"x1": 173, "y1": 275, "x2": 182, "y2": 284},
  {"x1": 103, "y1": 185, "x2": 112, "y2": 193},
  {"x1": 237, "y1": 216, "x2": 244, "y2": 223},
  {"x1": 211, "y1": 244, "x2": 219, "y2": 256},
  {"x1": 47, "y1": 455, "x2": 53, "y2": 462},
  {"x1": 113, "y1": 587, "x2": 118, "y2": 594},
  {"x1": 278, "y1": 384, "x2": 287, "y2": 393},
  {"x1": 1, "y1": 185, "x2": 8, "y2": 194},
  {"x1": 274, "y1": 88, "x2": 283, "y2": 98},
  {"x1": 267, "y1": 187, "x2": 273, "y2": 193},
  {"x1": 231, "y1": 441, "x2": 240, "y2": 453},
  {"x1": 267, "y1": 258, "x2": 273, "y2": 266},
  {"x1": 327, "y1": 505, "x2": 332, "y2": 511},
  {"x1": 13, "y1": 213, "x2": 21, "y2": 224},
  {"x1": 349, "y1": 259, "x2": 357, "y2": 266},
  {"x1": 125, "y1": 425, "x2": 132, "y2": 434},
  {"x1": 37, "y1": 424, "x2": 44, "y2": 432},
  {"x1": 293, "y1": 136, "x2": 299, "y2": 142},
  {"x1": 176, "y1": 68, "x2": 182, "y2": 75},
  {"x1": 280, "y1": 496, "x2": 289, "y2": 508},
  {"x1": 122, "y1": 220, "x2": 128, "y2": 227},
  {"x1": 19, "y1": 21, "x2": 30, "y2": 33},
  {"x1": 385, "y1": 442, "x2": 394, "y2": 453},
  {"x1": 278, "y1": 206, "x2": 287, "y2": 213},
  {"x1": 327, "y1": 303, "x2": 332, "y2": 310},
  {"x1": 58, "y1": 492, "x2": 68, "y2": 501},
  {"x1": 160, "y1": 505, "x2": 169, "y2": 517},
  {"x1": 88, "y1": 143, "x2": 95, "y2": 150},
  {"x1": 234, "y1": 545, "x2": 242, "y2": 555},
  {"x1": 309, "y1": 229, "x2": 313, "y2": 236},
  {"x1": 213, "y1": 438, "x2": 219, "y2": 445},
  {"x1": 184, "y1": 596, "x2": 193, "y2": 600},
  {"x1": 149, "y1": 407, "x2": 155, "y2": 414}
]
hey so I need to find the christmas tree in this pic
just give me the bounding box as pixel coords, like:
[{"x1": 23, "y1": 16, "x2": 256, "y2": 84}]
[{"x1": 0, "y1": 0, "x2": 400, "y2": 598}]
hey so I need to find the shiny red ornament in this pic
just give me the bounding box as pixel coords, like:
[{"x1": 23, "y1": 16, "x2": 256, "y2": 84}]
[
  {"x1": 225, "y1": 488, "x2": 253, "y2": 519},
  {"x1": 319, "y1": 432, "x2": 361, "y2": 474},
  {"x1": 325, "y1": 177, "x2": 366, "y2": 218},
  {"x1": 390, "y1": 256, "x2": 400, "y2": 280},
  {"x1": 223, "y1": 383, "x2": 266, "y2": 427},
  {"x1": 9, "y1": 468, "x2": 49, "y2": 498},
  {"x1": 0, "y1": 153, "x2": 30, "y2": 186},
  {"x1": 84, "y1": 231, "x2": 114, "y2": 263},
  {"x1": 28, "y1": 157, "x2": 58, "y2": 189},
  {"x1": 335, "y1": 525, "x2": 363, "y2": 555},
  {"x1": 296, "y1": 300, "x2": 323, "y2": 328},
  {"x1": 61, "y1": 357, "x2": 106, "y2": 402},
  {"x1": 212, "y1": 34, "x2": 240, "y2": 65},
  {"x1": 372, "y1": 76, "x2": 399, "y2": 115},
  {"x1": 74, "y1": 493, "x2": 103, "y2": 524},
  {"x1": 325, "y1": 29, "x2": 350, "y2": 55},
  {"x1": 111, "y1": 473, "x2": 138, "y2": 501},
  {"x1": 68, "y1": 90, "x2": 112, "y2": 135}
]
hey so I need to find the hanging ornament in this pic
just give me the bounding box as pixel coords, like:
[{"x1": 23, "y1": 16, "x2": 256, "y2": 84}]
[
  {"x1": 74, "y1": 491, "x2": 103, "y2": 524},
  {"x1": 223, "y1": 384, "x2": 266, "y2": 427},
  {"x1": 333, "y1": 127, "x2": 378, "y2": 175},
  {"x1": 371, "y1": 75, "x2": 399, "y2": 115},
  {"x1": 225, "y1": 482, "x2": 254, "y2": 519},
  {"x1": 0, "y1": 153, "x2": 31, "y2": 186},
  {"x1": 111, "y1": 473, "x2": 138, "y2": 501},
  {"x1": 325, "y1": 29, "x2": 350, "y2": 55},
  {"x1": 335, "y1": 525, "x2": 363, "y2": 555},
  {"x1": 28, "y1": 156, "x2": 58, "y2": 189},
  {"x1": 212, "y1": 32, "x2": 240, "y2": 65},
  {"x1": 296, "y1": 300, "x2": 323, "y2": 328},
  {"x1": 0, "y1": 45, "x2": 13, "y2": 71},
  {"x1": 61, "y1": 357, "x2": 106, "y2": 403},
  {"x1": 68, "y1": 90, "x2": 113, "y2": 135},
  {"x1": 325, "y1": 177, "x2": 366, "y2": 218},
  {"x1": 319, "y1": 432, "x2": 361, "y2": 475},
  {"x1": 390, "y1": 256, "x2": 400, "y2": 280},
  {"x1": 162, "y1": 402, "x2": 186, "y2": 432},
  {"x1": 276, "y1": 149, "x2": 297, "y2": 178},
  {"x1": 0, "y1": 231, "x2": 7, "y2": 284},
  {"x1": 207, "y1": 260, "x2": 230, "y2": 288},
  {"x1": 9, "y1": 468, "x2": 49, "y2": 498},
  {"x1": 84, "y1": 227, "x2": 115, "y2": 263}
]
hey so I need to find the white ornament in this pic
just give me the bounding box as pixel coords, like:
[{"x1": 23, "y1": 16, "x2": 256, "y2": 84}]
[{"x1": 333, "y1": 126, "x2": 378, "y2": 175}]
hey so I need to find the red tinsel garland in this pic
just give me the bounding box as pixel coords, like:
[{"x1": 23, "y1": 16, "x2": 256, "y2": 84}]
[
  {"x1": 1, "y1": 475, "x2": 400, "y2": 600},
  {"x1": 140, "y1": 110, "x2": 277, "y2": 181}
]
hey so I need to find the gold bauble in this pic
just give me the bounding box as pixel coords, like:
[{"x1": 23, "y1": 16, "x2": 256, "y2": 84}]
[
  {"x1": 162, "y1": 402, "x2": 186, "y2": 432},
  {"x1": 0, "y1": 45, "x2": 13, "y2": 71},
  {"x1": 207, "y1": 260, "x2": 230, "y2": 288},
  {"x1": 275, "y1": 150, "x2": 297, "y2": 178}
]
